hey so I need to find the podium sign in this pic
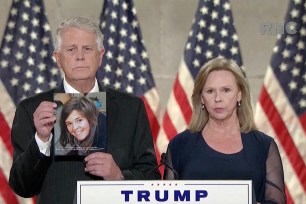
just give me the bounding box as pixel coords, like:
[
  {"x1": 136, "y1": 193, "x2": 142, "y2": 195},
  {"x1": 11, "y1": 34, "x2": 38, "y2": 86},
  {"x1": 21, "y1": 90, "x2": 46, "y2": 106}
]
[{"x1": 77, "y1": 180, "x2": 252, "y2": 204}]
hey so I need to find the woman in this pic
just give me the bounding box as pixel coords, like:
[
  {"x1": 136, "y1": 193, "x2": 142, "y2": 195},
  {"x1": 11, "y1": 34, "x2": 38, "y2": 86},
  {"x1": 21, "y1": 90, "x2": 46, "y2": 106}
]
[
  {"x1": 59, "y1": 96, "x2": 106, "y2": 156},
  {"x1": 164, "y1": 57, "x2": 286, "y2": 204}
]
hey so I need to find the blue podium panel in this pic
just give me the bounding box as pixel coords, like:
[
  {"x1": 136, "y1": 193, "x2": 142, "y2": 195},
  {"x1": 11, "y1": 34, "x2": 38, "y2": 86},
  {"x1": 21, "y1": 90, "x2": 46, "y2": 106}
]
[{"x1": 77, "y1": 180, "x2": 252, "y2": 204}]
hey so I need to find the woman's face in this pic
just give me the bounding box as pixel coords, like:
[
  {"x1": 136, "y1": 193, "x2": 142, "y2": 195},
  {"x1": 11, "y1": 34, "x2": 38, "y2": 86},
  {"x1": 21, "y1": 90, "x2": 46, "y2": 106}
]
[
  {"x1": 65, "y1": 110, "x2": 90, "y2": 141},
  {"x1": 201, "y1": 70, "x2": 241, "y2": 122}
]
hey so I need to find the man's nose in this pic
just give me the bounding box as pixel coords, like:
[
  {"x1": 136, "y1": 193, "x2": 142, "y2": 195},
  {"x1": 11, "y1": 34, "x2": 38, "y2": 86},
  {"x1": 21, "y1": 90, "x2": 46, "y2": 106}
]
[{"x1": 76, "y1": 49, "x2": 85, "y2": 61}]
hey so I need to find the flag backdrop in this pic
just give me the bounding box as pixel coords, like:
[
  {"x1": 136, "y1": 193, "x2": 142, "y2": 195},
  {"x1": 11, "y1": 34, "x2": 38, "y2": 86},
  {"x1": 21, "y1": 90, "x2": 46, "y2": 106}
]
[
  {"x1": 254, "y1": 0, "x2": 306, "y2": 203},
  {"x1": 97, "y1": 0, "x2": 161, "y2": 161},
  {"x1": 0, "y1": 0, "x2": 61, "y2": 203},
  {"x1": 156, "y1": 0, "x2": 243, "y2": 155}
]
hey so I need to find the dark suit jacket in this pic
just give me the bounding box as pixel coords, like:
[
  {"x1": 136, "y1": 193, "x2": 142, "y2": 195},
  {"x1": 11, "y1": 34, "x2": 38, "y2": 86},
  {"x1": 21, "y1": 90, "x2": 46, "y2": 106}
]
[{"x1": 9, "y1": 83, "x2": 161, "y2": 204}]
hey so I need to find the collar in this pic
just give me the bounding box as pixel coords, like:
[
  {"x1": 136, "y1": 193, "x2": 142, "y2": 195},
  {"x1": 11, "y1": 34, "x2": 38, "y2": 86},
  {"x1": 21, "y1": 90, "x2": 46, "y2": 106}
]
[{"x1": 63, "y1": 77, "x2": 99, "y2": 93}]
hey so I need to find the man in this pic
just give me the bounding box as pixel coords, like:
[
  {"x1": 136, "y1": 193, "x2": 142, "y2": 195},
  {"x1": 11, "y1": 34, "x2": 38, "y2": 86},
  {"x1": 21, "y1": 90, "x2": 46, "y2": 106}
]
[{"x1": 9, "y1": 17, "x2": 161, "y2": 204}]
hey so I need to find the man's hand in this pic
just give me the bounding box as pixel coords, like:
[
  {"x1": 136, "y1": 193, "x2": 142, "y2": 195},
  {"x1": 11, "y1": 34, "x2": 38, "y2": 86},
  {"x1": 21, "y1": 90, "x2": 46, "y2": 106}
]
[
  {"x1": 84, "y1": 152, "x2": 124, "y2": 180},
  {"x1": 33, "y1": 101, "x2": 57, "y2": 142}
]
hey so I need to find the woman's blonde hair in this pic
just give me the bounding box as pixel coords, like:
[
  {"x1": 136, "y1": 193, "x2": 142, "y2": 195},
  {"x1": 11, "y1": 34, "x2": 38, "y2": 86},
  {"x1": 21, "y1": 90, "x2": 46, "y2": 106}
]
[{"x1": 188, "y1": 57, "x2": 256, "y2": 132}]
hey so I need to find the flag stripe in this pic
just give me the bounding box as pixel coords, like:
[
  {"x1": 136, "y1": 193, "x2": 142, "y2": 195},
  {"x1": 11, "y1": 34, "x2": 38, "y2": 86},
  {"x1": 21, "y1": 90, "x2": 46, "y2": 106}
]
[{"x1": 0, "y1": 170, "x2": 18, "y2": 204}]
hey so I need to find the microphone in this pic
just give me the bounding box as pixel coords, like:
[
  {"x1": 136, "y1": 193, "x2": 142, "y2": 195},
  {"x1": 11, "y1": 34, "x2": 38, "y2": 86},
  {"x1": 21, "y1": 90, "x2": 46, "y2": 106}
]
[{"x1": 147, "y1": 153, "x2": 178, "y2": 180}]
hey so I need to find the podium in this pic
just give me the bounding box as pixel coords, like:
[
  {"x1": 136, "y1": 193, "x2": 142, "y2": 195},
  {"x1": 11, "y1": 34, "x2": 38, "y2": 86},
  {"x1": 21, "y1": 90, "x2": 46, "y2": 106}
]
[{"x1": 77, "y1": 180, "x2": 252, "y2": 204}]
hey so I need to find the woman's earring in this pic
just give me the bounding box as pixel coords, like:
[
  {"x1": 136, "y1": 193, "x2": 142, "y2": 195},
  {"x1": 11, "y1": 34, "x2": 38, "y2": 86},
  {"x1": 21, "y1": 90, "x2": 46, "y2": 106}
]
[
  {"x1": 238, "y1": 101, "x2": 241, "y2": 107},
  {"x1": 201, "y1": 103, "x2": 205, "y2": 109}
]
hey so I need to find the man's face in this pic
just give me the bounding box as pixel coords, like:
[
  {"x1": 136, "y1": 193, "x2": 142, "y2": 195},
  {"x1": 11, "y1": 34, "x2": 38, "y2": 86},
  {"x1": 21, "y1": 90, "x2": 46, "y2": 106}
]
[{"x1": 53, "y1": 27, "x2": 104, "y2": 84}]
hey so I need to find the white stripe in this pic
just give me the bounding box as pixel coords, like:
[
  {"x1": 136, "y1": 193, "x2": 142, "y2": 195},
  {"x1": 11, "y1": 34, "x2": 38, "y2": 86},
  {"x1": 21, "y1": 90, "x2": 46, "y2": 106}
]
[
  {"x1": 263, "y1": 66, "x2": 306, "y2": 164},
  {"x1": 0, "y1": 137, "x2": 12, "y2": 180},
  {"x1": 177, "y1": 58, "x2": 194, "y2": 108},
  {"x1": 156, "y1": 128, "x2": 170, "y2": 154},
  {"x1": 143, "y1": 87, "x2": 162, "y2": 121},
  {"x1": 0, "y1": 80, "x2": 16, "y2": 127},
  {"x1": 255, "y1": 103, "x2": 306, "y2": 203}
]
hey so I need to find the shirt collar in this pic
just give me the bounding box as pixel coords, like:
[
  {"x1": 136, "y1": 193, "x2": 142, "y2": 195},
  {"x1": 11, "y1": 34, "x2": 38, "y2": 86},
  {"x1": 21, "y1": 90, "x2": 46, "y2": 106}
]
[{"x1": 63, "y1": 77, "x2": 99, "y2": 93}]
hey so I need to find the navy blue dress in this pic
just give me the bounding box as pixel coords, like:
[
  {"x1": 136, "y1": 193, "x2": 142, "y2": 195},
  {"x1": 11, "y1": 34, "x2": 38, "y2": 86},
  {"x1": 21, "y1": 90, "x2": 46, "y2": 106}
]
[{"x1": 164, "y1": 130, "x2": 286, "y2": 204}]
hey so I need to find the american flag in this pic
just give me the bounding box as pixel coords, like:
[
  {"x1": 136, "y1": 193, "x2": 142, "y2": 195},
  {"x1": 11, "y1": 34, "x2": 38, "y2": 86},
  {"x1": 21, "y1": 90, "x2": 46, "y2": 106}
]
[
  {"x1": 97, "y1": 0, "x2": 161, "y2": 160},
  {"x1": 0, "y1": 0, "x2": 61, "y2": 203},
  {"x1": 156, "y1": 0, "x2": 243, "y2": 155},
  {"x1": 254, "y1": 0, "x2": 306, "y2": 203}
]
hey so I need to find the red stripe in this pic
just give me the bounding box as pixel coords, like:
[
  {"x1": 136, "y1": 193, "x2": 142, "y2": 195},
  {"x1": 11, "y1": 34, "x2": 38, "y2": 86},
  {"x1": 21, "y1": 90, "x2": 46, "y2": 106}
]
[
  {"x1": 285, "y1": 185, "x2": 294, "y2": 204},
  {"x1": 298, "y1": 113, "x2": 306, "y2": 137},
  {"x1": 259, "y1": 86, "x2": 306, "y2": 192},
  {"x1": 0, "y1": 112, "x2": 13, "y2": 155},
  {"x1": 162, "y1": 111, "x2": 177, "y2": 141},
  {"x1": 173, "y1": 76, "x2": 192, "y2": 124},
  {"x1": 0, "y1": 170, "x2": 18, "y2": 204}
]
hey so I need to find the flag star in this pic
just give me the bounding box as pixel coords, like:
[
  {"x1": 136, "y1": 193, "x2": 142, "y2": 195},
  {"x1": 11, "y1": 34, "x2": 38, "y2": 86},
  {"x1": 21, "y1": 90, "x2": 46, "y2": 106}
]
[
  {"x1": 18, "y1": 38, "x2": 26, "y2": 47},
  {"x1": 114, "y1": 81, "x2": 121, "y2": 89},
  {"x1": 132, "y1": 7, "x2": 137, "y2": 15},
  {"x1": 115, "y1": 68, "x2": 123, "y2": 76},
  {"x1": 223, "y1": 2, "x2": 231, "y2": 10},
  {"x1": 106, "y1": 51, "x2": 113, "y2": 59},
  {"x1": 30, "y1": 31, "x2": 38, "y2": 40},
  {"x1": 303, "y1": 73, "x2": 306, "y2": 81},
  {"x1": 120, "y1": 28, "x2": 127, "y2": 37},
  {"x1": 140, "y1": 64, "x2": 147, "y2": 72},
  {"x1": 299, "y1": 99, "x2": 306, "y2": 108},
  {"x1": 207, "y1": 37, "x2": 214, "y2": 45},
  {"x1": 294, "y1": 0, "x2": 301, "y2": 4},
  {"x1": 35, "y1": 88, "x2": 43, "y2": 94},
  {"x1": 189, "y1": 30, "x2": 194, "y2": 37},
  {"x1": 22, "y1": 12, "x2": 29, "y2": 21},
  {"x1": 103, "y1": 77, "x2": 110, "y2": 86},
  {"x1": 117, "y1": 55, "x2": 124, "y2": 63},
  {"x1": 291, "y1": 8, "x2": 299, "y2": 18},
  {"x1": 20, "y1": 25, "x2": 28, "y2": 34},
  {"x1": 5, "y1": 34, "x2": 13, "y2": 42},
  {"x1": 291, "y1": 67, "x2": 300, "y2": 76},
  {"x1": 27, "y1": 57, "x2": 35, "y2": 66},
  {"x1": 214, "y1": 0, "x2": 220, "y2": 6},
  {"x1": 25, "y1": 70, "x2": 33, "y2": 78},
  {"x1": 303, "y1": 14, "x2": 306, "y2": 23},
  {"x1": 10, "y1": 8, "x2": 18, "y2": 16},
  {"x1": 129, "y1": 46, "x2": 137, "y2": 55},
  {"x1": 2, "y1": 46, "x2": 11, "y2": 55},
  {"x1": 111, "y1": 11, "x2": 117, "y2": 19},
  {"x1": 36, "y1": 75, "x2": 44, "y2": 84},
  {"x1": 211, "y1": 11, "x2": 218, "y2": 19},
  {"x1": 186, "y1": 43, "x2": 191, "y2": 50},
  {"x1": 112, "y1": 0, "x2": 119, "y2": 5},
  {"x1": 122, "y1": 2, "x2": 128, "y2": 10},
  {"x1": 209, "y1": 24, "x2": 216, "y2": 32},
  {"x1": 8, "y1": 21, "x2": 16, "y2": 29},
  {"x1": 230, "y1": 46, "x2": 238, "y2": 55},
  {"x1": 130, "y1": 33, "x2": 138, "y2": 42},
  {"x1": 300, "y1": 28, "x2": 306, "y2": 36},
  {"x1": 50, "y1": 67, "x2": 59, "y2": 75},
  {"x1": 24, "y1": 0, "x2": 31, "y2": 8},
  {"x1": 220, "y1": 29, "x2": 228, "y2": 37},
  {"x1": 222, "y1": 15, "x2": 230, "y2": 24},
  {"x1": 1, "y1": 60, "x2": 8, "y2": 68},
  {"x1": 280, "y1": 63, "x2": 288, "y2": 71},
  {"x1": 196, "y1": 32, "x2": 204, "y2": 41},
  {"x1": 104, "y1": 64, "x2": 111, "y2": 72},
  {"x1": 193, "y1": 59, "x2": 200, "y2": 67},
  {"x1": 205, "y1": 50, "x2": 213, "y2": 59},
  {"x1": 40, "y1": 49, "x2": 48, "y2": 58},
  {"x1": 273, "y1": 46, "x2": 279, "y2": 53},
  {"x1": 29, "y1": 44, "x2": 36, "y2": 53},
  {"x1": 195, "y1": 45, "x2": 202, "y2": 54},
  {"x1": 108, "y1": 38, "x2": 114, "y2": 46},
  {"x1": 15, "y1": 52, "x2": 23, "y2": 60},
  {"x1": 23, "y1": 82, "x2": 31, "y2": 91},
  {"x1": 288, "y1": 81, "x2": 297, "y2": 90},
  {"x1": 13, "y1": 65, "x2": 21, "y2": 73},
  {"x1": 198, "y1": 19, "x2": 206, "y2": 28},
  {"x1": 232, "y1": 34, "x2": 238, "y2": 41},
  {"x1": 219, "y1": 42, "x2": 227, "y2": 50},
  {"x1": 284, "y1": 36, "x2": 293, "y2": 44},
  {"x1": 294, "y1": 54, "x2": 303, "y2": 63},
  {"x1": 42, "y1": 36, "x2": 50, "y2": 44},
  {"x1": 127, "y1": 72, "x2": 134, "y2": 81},
  {"x1": 301, "y1": 86, "x2": 306, "y2": 94},
  {"x1": 38, "y1": 63, "x2": 46, "y2": 71},
  {"x1": 128, "y1": 59, "x2": 136, "y2": 68},
  {"x1": 200, "y1": 6, "x2": 208, "y2": 15},
  {"x1": 49, "y1": 80, "x2": 57, "y2": 88},
  {"x1": 110, "y1": 24, "x2": 116, "y2": 32},
  {"x1": 126, "y1": 85, "x2": 133, "y2": 93},
  {"x1": 33, "y1": 5, "x2": 41, "y2": 13},
  {"x1": 282, "y1": 49, "x2": 290, "y2": 58},
  {"x1": 119, "y1": 41, "x2": 126, "y2": 50},
  {"x1": 10, "y1": 78, "x2": 19, "y2": 86},
  {"x1": 138, "y1": 77, "x2": 146, "y2": 85},
  {"x1": 121, "y1": 16, "x2": 128, "y2": 24},
  {"x1": 43, "y1": 23, "x2": 50, "y2": 31},
  {"x1": 141, "y1": 51, "x2": 148, "y2": 59},
  {"x1": 132, "y1": 20, "x2": 138, "y2": 28},
  {"x1": 297, "y1": 40, "x2": 305, "y2": 49}
]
